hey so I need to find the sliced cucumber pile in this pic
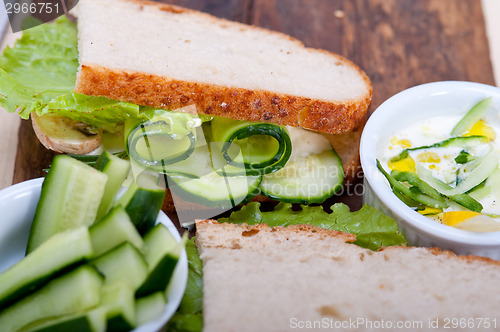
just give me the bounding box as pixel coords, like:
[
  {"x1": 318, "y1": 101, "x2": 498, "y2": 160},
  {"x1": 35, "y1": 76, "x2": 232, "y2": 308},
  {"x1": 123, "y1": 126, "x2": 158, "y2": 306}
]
[{"x1": 0, "y1": 152, "x2": 185, "y2": 332}]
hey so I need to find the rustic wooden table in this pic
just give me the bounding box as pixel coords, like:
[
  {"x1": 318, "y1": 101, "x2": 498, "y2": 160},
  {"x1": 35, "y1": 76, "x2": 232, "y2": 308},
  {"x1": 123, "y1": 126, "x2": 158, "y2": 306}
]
[{"x1": 3, "y1": 0, "x2": 498, "y2": 223}]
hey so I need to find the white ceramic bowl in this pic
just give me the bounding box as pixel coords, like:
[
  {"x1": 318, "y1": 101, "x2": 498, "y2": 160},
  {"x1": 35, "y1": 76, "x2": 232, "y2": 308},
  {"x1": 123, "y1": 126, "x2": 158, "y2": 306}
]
[
  {"x1": 360, "y1": 81, "x2": 500, "y2": 259},
  {"x1": 0, "y1": 178, "x2": 188, "y2": 332}
]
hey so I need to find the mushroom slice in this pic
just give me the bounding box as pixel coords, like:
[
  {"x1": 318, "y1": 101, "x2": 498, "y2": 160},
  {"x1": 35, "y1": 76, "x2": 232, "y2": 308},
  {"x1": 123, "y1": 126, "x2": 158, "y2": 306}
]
[{"x1": 31, "y1": 113, "x2": 102, "y2": 154}]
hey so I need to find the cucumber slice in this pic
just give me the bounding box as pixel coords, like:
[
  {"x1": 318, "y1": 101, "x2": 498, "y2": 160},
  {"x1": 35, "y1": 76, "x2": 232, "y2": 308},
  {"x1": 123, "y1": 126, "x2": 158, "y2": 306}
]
[
  {"x1": 89, "y1": 206, "x2": 144, "y2": 256},
  {"x1": 115, "y1": 182, "x2": 165, "y2": 235},
  {"x1": 94, "y1": 150, "x2": 131, "y2": 220},
  {"x1": 451, "y1": 97, "x2": 493, "y2": 136},
  {"x1": 168, "y1": 171, "x2": 262, "y2": 209},
  {"x1": 92, "y1": 242, "x2": 148, "y2": 290},
  {"x1": 390, "y1": 136, "x2": 489, "y2": 162},
  {"x1": 135, "y1": 292, "x2": 166, "y2": 326},
  {"x1": 101, "y1": 282, "x2": 136, "y2": 332},
  {"x1": 136, "y1": 224, "x2": 185, "y2": 297},
  {"x1": 0, "y1": 265, "x2": 103, "y2": 332},
  {"x1": 260, "y1": 149, "x2": 344, "y2": 204},
  {"x1": 0, "y1": 227, "x2": 93, "y2": 309},
  {"x1": 27, "y1": 155, "x2": 108, "y2": 253},
  {"x1": 22, "y1": 309, "x2": 106, "y2": 332}
]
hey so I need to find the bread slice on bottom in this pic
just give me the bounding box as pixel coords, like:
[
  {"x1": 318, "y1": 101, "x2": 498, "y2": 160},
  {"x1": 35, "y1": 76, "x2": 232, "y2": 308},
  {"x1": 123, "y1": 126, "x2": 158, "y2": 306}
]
[{"x1": 196, "y1": 220, "x2": 500, "y2": 332}]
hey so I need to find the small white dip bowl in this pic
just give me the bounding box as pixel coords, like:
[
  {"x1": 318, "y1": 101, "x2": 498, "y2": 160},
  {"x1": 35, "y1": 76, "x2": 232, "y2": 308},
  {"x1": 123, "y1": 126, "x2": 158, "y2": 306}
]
[{"x1": 360, "y1": 81, "x2": 500, "y2": 259}]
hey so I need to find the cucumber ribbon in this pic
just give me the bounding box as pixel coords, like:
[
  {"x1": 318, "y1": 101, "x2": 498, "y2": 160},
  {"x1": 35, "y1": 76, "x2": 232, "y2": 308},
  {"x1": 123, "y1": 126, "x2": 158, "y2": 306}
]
[
  {"x1": 377, "y1": 160, "x2": 483, "y2": 212},
  {"x1": 390, "y1": 136, "x2": 488, "y2": 163},
  {"x1": 210, "y1": 117, "x2": 292, "y2": 175},
  {"x1": 451, "y1": 97, "x2": 493, "y2": 136},
  {"x1": 416, "y1": 150, "x2": 498, "y2": 197},
  {"x1": 125, "y1": 112, "x2": 202, "y2": 174},
  {"x1": 377, "y1": 160, "x2": 448, "y2": 209}
]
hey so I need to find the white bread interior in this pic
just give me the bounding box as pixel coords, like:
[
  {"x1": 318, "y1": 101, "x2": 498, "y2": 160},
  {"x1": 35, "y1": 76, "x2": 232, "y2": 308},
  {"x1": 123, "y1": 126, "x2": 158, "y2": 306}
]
[
  {"x1": 196, "y1": 220, "x2": 500, "y2": 332},
  {"x1": 74, "y1": 0, "x2": 372, "y2": 134}
]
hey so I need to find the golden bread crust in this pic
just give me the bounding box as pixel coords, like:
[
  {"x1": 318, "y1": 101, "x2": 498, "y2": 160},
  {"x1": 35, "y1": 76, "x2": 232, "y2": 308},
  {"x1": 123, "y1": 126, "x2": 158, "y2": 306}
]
[
  {"x1": 195, "y1": 219, "x2": 357, "y2": 244},
  {"x1": 76, "y1": 64, "x2": 371, "y2": 134}
]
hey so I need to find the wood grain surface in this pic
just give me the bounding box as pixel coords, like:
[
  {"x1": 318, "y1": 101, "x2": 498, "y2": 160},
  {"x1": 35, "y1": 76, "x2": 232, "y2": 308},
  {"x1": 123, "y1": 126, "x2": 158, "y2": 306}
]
[{"x1": 12, "y1": 0, "x2": 496, "y2": 216}]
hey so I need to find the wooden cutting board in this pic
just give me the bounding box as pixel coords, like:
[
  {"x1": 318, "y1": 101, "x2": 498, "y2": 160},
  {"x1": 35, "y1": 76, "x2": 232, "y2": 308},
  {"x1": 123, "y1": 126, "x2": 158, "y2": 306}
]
[{"x1": 12, "y1": 0, "x2": 496, "y2": 221}]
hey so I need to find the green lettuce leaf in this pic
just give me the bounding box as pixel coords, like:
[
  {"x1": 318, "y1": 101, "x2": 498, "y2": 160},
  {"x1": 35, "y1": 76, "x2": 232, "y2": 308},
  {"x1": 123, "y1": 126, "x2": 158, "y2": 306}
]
[
  {"x1": 167, "y1": 313, "x2": 203, "y2": 332},
  {"x1": 177, "y1": 238, "x2": 203, "y2": 315},
  {"x1": 167, "y1": 238, "x2": 203, "y2": 332},
  {"x1": 0, "y1": 17, "x2": 139, "y2": 126},
  {"x1": 42, "y1": 91, "x2": 140, "y2": 128},
  {"x1": 219, "y1": 202, "x2": 407, "y2": 250}
]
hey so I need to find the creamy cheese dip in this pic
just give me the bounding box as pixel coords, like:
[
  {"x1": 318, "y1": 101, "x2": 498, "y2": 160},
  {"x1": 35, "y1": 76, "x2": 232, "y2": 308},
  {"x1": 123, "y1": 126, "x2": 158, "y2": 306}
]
[{"x1": 380, "y1": 113, "x2": 500, "y2": 232}]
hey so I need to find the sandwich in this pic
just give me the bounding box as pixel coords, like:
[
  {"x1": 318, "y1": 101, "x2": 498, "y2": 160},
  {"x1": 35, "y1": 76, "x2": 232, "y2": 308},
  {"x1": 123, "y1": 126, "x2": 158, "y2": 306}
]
[
  {"x1": 195, "y1": 219, "x2": 500, "y2": 332},
  {"x1": 0, "y1": 0, "x2": 372, "y2": 221}
]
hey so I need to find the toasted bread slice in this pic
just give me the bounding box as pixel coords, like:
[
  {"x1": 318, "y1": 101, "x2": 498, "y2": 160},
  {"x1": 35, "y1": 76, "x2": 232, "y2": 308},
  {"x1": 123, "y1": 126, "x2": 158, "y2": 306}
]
[
  {"x1": 196, "y1": 220, "x2": 500, "y2": 332},
  {"x1": 74, "y1": 0, "x2": 372, "y2": 134}
]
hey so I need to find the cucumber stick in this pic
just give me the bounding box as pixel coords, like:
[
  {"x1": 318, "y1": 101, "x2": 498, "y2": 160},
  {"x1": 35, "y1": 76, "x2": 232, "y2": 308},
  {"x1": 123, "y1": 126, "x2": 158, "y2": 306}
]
[
  {"x1": 101, "y1": 282, "x2": 136, "y2": 332},
  {"x1": 0, "y1": 227, "x2": 93, "y2": 309},
  {"x1": 92, "y1": 242, "x2": 148, "y2": 290},
  {"x1": 94, "y1": 151, "x2": 131, "y2": 220},
  {"x1": 27, "y1": 155, "x2": 108, "y2": 253},
  {"x1": 136, "y1": 224, "x2": 185, "y2": 297},
  {"x1": 22, "y1": 309, "x2": 106, "y2": 332},
  {"x1": 115, "y1": 182, "x2": 165, "y2": 235},
  {"x1": 0, "y1": 265, "x2": 103, "y2": 332},
  {"x1": 135, "y1": 292, "x2": 166, "y2": 326},
  {"x1": 89, "y1": 206, "x2": 143, "y2": 256}
]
